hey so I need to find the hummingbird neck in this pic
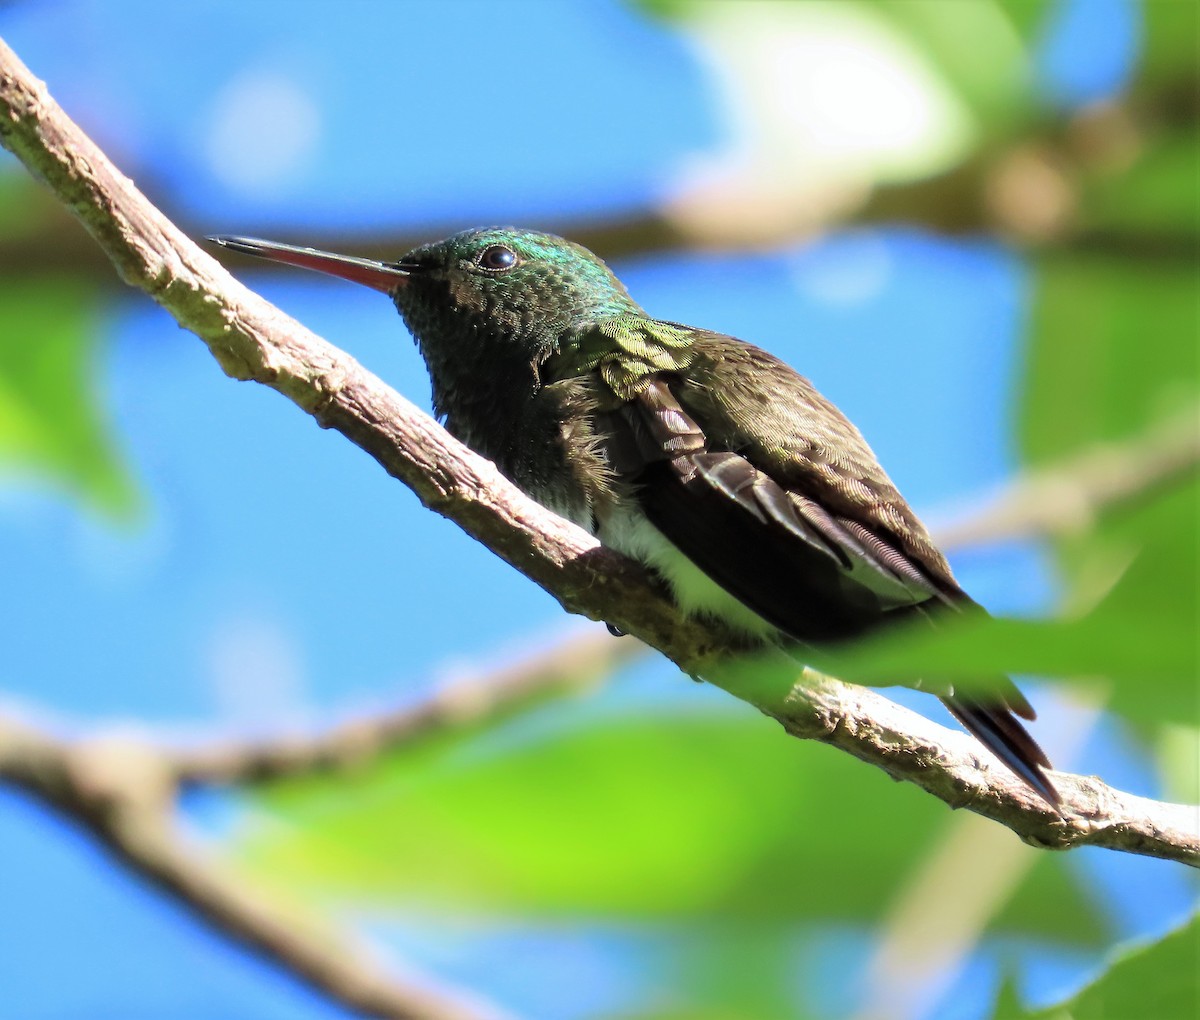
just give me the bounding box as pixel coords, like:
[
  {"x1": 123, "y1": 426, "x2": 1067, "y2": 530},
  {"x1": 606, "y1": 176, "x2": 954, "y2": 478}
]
[
  {"x1": 431, "y1": 339, "x2": 543, "y2": 454},
  {"x1": 395, "y1": 284, "x2": 640, "y2": 457},
  {"x1": 399, "y1": 306, "x2": 551, "y2": 466}
]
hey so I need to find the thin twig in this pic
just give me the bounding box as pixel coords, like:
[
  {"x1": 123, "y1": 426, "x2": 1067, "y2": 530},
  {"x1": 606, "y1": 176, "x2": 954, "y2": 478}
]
[
  {"x1": 1, "y1": 38, "x2": 1196, "y2": 869},
  {"x1": 171, "y1": 628, "x2": 638, "y2": 786},
  {"x1": 0, "y1": 713, "x2": 502, "y2": 1020},
  {"x1": 934, "y1": 408, "x2": 1200, "y2": 549}
]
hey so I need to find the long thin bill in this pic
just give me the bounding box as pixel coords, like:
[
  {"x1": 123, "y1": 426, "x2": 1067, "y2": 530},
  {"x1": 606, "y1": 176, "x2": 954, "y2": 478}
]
[{"x1": 207, "y1": 236, "x2": 412, "y2": 293}]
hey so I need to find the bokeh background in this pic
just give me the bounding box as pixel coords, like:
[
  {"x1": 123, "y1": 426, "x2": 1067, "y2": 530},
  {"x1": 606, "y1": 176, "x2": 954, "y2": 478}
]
[{"x1": 0, "y1": 1, "x2": 1196, "y2": 1018}]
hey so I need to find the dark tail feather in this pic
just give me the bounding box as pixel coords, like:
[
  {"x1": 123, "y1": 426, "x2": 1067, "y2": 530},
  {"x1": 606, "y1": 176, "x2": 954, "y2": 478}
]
[{"x1": 943, "y1": 694, "x2": 1060, "y2": 807}]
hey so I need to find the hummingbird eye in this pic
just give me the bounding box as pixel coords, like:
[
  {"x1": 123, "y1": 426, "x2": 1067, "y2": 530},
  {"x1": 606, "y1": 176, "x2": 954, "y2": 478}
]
[{"x1": 477, "y1": 245, "x2": 518, "y2": 272}]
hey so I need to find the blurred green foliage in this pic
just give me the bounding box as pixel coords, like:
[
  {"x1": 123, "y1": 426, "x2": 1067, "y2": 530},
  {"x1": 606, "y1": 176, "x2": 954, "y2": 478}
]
[
  {"x1": 1138, "y1": 0, "x2": 1199, "y2": 94},
  {"x1": 0, "y1": 228, "x2": 134, "y2": 513},
  {"x1": 243, "y1": 699, "x2": 1107, "y2": 943},
  {"x1": 863, "y1": 0, "x2": 1045, "y2": 123},
  {"x1": 996, "y1": 913, "x2": 1198, "y2": 1019}
]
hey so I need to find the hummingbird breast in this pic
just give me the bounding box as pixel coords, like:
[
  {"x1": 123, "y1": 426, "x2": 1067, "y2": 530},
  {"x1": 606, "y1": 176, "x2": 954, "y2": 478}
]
[{"x1": 597, "y1": 503, "x2": 780, "y2": 638}]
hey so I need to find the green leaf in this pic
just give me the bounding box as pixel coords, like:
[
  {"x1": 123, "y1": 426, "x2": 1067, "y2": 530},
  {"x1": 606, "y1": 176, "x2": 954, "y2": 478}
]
[
  {"x1": 238, "y1": 689, "x2": 1109, "y2": 944},
  {"x1": 1011, "y1": 245, "x2": 1199, "y2": 727},
  {"x1": 862, "y1": 0, "x2": 1042, "y2": 124},
  {"x1": 0, "y1": 277, "x2": 135, "y2": 513},
  {"x1": 637, "y1": 926, "x2": 816, "y2": 1020},
  {"x1": 642, "y1": 0, "x2": 1041, "y2": 127},
  {"x1": 996, "y1": 913, "x2": 1200, "y2": 1019},
  {"x1": 1021, "y1": 255, "x2": 1198, "y2": 465},
  {"x1": 1078, "y1": 130, "x2": 1200, "y2": 239},
  {"x1": 1156, "y1": 724, "x2": 1200, "y2": 805},
  {"x1": 990, "y1": 0, "x2": 1054, "y2": 45},
  {"x1": 992, "y1": 973, "x2": 1029, "y2": 1020},
  {"x1": 812, "y1": 475, "x2": 1197, "y2": 728},
  {"x1": 1138, "y1": 0, "x2": 1199, "y2": 94},
  {"x1": 0, "y1": 170, "x2": 46, "y2": 236}
]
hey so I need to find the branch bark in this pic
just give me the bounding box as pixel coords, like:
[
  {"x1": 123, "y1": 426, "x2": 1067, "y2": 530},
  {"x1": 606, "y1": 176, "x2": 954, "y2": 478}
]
[
  {"x1": 171, "y1": 420, "x2": 1199, "y2": 794},
  {"x1": 0, "y1": 626, "x2": 634, "y2": 1018},
  {"x1": 2, "y1": 39, "x2": 1197, "y2": 873},
  {"x1": 0, "y1": 713, "x2": 502, "y2": 1020}
]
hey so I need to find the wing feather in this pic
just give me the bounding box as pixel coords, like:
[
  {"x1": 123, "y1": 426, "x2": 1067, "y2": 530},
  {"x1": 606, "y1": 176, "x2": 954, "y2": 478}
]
[
  {"x1": 614, "y1": 379, "x2": 942, "y2": 639},
  {"x1": 581, "y1": 326, "x2": 1057, "y2": 804}
]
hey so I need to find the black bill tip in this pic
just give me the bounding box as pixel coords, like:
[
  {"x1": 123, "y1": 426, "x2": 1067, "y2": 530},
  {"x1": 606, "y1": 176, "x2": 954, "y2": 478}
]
[{"x1": 207, "y1": 235, "x2": 278, "y2": 256}]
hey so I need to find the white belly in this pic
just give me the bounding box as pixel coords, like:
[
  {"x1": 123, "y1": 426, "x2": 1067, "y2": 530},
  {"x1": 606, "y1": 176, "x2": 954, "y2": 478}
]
[{"x1": 597, "y1": 506, "x2": 778, "y2": 639}]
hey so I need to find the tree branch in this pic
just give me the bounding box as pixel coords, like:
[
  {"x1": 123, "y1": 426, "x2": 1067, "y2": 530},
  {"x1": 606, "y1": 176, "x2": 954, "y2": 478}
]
[
  {"x1": 170, "y1": 627, "x2": 639, "y2": 786},
  {"x1": 0, "y1": 627, "x2": 631, "y2": 1018},
  {"x1": 169, "y1": 413, "x2": 1200, "y2": 793},
  {"x1": 2, "y1": 70, "x2": 1195, "y2": 288},
  {"x1": 738, "y1": 662, "x2": 1198, "y2": 865},
  {"x1": 933, "y1": 408, "x2": 1200, "y2": 549},
  {"x1": 2, "y1": 39, "x2": 1196, "y2": 872},
  {"x1": 0, "y1": 713, "x2": 502, "y2": 1020}
]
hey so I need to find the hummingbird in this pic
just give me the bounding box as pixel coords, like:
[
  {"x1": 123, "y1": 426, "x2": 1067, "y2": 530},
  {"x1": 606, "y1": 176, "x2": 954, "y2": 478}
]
[{"x1": 209, "y1": 227, "x2": 1059, "y2": 805}]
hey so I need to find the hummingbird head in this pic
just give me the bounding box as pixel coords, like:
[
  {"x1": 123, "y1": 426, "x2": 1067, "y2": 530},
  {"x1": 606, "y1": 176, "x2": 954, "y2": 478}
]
[
  {"x1": 210, "y1": 227, "x2": 639, "y2": 354},
  {"x1": 209, "y1": 228, "x2": 641, "y2": 438},
  {"x1": 394, "y1": 228, "x2": 643, "y2": 441},
  {"x1": 391, "y1": 227, "x2": 641, "y2": 356}
]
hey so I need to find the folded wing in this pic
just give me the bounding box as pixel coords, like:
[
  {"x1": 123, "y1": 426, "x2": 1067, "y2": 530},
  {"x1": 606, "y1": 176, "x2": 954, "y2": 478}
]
[{"x1": 592, "y1": 327, "x2": 1058, "y2": 804}]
